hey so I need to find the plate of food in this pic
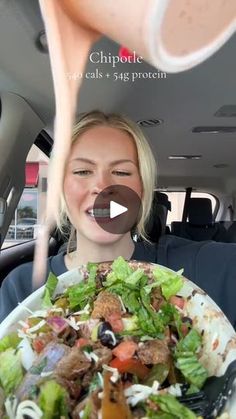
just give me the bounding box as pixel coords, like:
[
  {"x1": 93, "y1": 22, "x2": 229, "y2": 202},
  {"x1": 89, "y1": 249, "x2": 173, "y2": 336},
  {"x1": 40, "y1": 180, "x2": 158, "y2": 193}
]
[{"x1": 0, "y1": 257, "x2": 236, "y2": 418}]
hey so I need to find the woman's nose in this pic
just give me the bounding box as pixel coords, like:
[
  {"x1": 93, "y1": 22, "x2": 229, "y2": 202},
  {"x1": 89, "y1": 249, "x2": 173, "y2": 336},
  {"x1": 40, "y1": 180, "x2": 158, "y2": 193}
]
[{"x1": 92, "y1": 172, "x2": 113, "y2": 194}]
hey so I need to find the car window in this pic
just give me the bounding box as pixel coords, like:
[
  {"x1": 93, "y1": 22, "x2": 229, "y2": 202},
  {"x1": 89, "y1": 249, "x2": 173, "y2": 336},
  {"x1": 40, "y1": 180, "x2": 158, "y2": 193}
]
[
  {"x1": 2, "y1": 144, "x2": 49, "y2": 249},
  {"x1": 165, "y1": 192, "x2": 217, "y2": 227}
]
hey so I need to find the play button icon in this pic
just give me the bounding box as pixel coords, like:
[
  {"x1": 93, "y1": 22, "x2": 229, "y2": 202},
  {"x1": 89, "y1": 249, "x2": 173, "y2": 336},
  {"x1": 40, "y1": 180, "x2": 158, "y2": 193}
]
[
  {"x1": 110, "y1": 201, "x2": 128, "y2": 219},
  {"x1": 93, "y1": 185, "x2": 142, "y2": 234}
]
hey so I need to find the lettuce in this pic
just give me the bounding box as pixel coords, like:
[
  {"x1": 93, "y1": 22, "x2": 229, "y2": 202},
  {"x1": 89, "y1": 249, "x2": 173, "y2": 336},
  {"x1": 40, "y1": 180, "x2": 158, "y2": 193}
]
[
  {"x1": 87, "y1": 262, "x2": 98, "y2": 283},
  {"x1": 147, "y1": 394, "x2": 197, "y2": 418},
  {"x1": 42, "y1": 272, "x2": 58, "y2": 308},
  {"x1": 110, "y1": 256, "x2": 133, "y2": 280},
  {"x1": 175, "y1": 330, "x2": 208, "y2": 388},
  {"x1": 150, "y1": 267, "x2": 184, "y2": 300},
  {"x1": 104, "y1": 258, "x2": 145, "y2": 291},
  {"x1": 82, "y1": 401, "x2": 92, "y2": 419},
  {"x1": 66, "y1": 263, "x2": 97, "y2": 310},
  {"x1": 102, "y1": 257, "x2": 183, "y2": 338},
  {"x1": 122, "y1": 290, "x2": 140, "y2": 313},
  {"x1": 38, "y1": 379, "x2": 69, "y2": 419},
  {"x1": 176, "y1": 329, "x2": 202, "y2": 354},
  {"x1": 122, "y1": 315, "x2": 139, "y2": 331},
  {"x1": 0, "y1": 348, "x2": 23, "y2": 395},
  {"x1": 125, "y1": 269, "x2": 146, "y2": 288},
  {"x1": 0, "y1": 332, "x2": 21, "y2": 352},
  {"x1": 175, "y1": 355, "x2": 208, "y2": 389}
]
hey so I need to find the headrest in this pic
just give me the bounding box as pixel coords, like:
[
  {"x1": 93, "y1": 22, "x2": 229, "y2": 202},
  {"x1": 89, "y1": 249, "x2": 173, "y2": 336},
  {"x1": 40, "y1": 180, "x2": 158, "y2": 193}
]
[
  {"x1": 188, "y1": 198, "x2": 213, "y2": 225},
  {"x1": 144, "y1": 192, "x2": 171, "y2": 241},
  {"x1": 155, "y1": 191, "x2": 171, "y2": 211}
]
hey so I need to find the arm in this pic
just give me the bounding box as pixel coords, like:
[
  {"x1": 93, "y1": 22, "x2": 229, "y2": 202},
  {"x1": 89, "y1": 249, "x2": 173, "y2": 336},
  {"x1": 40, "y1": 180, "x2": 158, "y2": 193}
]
[
  {"x1": 0, "y1": 252, "x2": 67, "y2": 323},
  {"x1": 0, "y1": 263, "x2": 34, "y2": 322}
]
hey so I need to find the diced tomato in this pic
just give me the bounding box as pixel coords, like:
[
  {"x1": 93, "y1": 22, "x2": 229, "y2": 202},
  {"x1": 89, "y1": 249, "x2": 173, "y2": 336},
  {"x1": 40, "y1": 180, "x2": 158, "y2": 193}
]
[
  {"x1": 75, "y1": 338, "x2": 90, "y2": 348},
  {"x1": 106, "y1": 312, "x2": 124, "y2": 333},
  {"x1": 110, "y1": 357, "x2": 150, "y2": 379},
  {"x1": 180, "y1": 324, "x2": 189, "y2": 336},
  {"x1": 112, "y1": 341, "x2": 138, "y2": 361},
  {"x1": 32, "y1": 337, "x2": 47, "y2": 353},
  {"x1": 169, "y1": 296, "x2": 185, "y2": 309}
]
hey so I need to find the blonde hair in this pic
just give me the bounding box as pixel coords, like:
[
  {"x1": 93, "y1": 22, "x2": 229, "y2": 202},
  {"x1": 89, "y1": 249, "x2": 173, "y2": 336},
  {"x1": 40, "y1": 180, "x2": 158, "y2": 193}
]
[{"x1": 58, "y1": 110, "x2": 157, "y2": 244}]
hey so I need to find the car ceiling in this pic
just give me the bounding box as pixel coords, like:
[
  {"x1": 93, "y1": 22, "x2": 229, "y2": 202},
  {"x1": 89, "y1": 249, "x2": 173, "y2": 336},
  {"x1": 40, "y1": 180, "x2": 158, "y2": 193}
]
[{"x1": 1, "y1": 0, "x2": 236, "y2": 194}]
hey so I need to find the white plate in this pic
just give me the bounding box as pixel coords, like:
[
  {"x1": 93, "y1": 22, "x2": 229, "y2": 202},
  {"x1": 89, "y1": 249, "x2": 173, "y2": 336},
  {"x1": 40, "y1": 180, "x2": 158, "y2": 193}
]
[{"x1": 1, "y1": 262, "x2": 236, "y2": 415}]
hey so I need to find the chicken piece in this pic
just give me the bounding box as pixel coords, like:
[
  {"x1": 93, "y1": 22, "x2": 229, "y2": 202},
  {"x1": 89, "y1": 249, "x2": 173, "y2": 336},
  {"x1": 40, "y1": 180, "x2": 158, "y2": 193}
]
[
  {"x1": 91, "y1": 291, "x2": 122, "y2": 320},
  {"x1": 150, "y1": 286, "x2": 165, "y2": 311},
  {"x1": 81, "y1": 370, "x2": 93, "y2": 388},
  {"x1": 81, "y1": 345, "x2": 112, "y2": 388},
  {"x1": 55, "y1": 375, "x2": 82, "y2": 400},
  {"x1": 137, "y1": 339, "x2": 170, "y2": 365},
  {"x1": 93, "y1": 345, "x2": 113, "y2": 369},
  {"x1": 55, "y1": 347, "x2": 91, "y2": 380}
]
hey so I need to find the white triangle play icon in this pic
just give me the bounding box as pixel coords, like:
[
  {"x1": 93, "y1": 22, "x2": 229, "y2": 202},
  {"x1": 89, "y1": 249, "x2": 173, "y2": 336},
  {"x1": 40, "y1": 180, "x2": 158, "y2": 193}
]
[{"x1": 110, "y1": 200, "x2": 128, "y2": 219}]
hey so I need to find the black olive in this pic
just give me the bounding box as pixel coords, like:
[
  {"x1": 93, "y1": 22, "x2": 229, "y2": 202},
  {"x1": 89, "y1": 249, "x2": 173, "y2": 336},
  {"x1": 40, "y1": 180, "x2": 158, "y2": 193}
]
[
  {"x1": 98, "y1": 322, "x2": 117, "y2": 348},
  {"x1": 182, "y1": 316, "x2": 193, "y2": 325}
]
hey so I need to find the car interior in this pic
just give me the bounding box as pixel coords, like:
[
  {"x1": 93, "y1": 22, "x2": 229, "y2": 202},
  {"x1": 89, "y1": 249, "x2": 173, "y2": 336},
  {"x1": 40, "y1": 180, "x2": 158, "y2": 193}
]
[{"x1": 1, "y1": 1, "x2": 236, "y2": 289}]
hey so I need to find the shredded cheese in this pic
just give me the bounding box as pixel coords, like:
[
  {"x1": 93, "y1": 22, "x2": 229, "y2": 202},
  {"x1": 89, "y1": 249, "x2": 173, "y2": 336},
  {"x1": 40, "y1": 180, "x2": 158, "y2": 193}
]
[
  {"x1": 5, "y1": 398, "x2": 43, "y2": 419},
  {"x1": 5, "y1": 396, "x2": 18, "y2": 419},
  {"x1": 167, "y1": 383, "x2": 182, "y2": 397},
  {"x1": 98, "y1": 391, "x2": 104, "y2": 399},
  {"x1": 84, "y1": 351, "x2": 99, "y2": 363},
  {"x1": 73, "y1": 304, "x2": 90, "y2": 315},
  {"x1": 49, "y1": 307, "x2": 65, "y2": 314},
  {"x1": 18, "y1": 337, "x2": 36, "y2": 371},
  {"x1": 40, "y1": 371, "x2": 53, "y2": 377},
  {"x1": 97, "y1": 372, "x2": 104, "y2": 387},
  {"x1": 27, "y1": 320, "x2": 46, "y2": 333},
  {"x1": 17, "y1": 330, "x2": 36, "y2": 340},
  {"x1": 102, "y1": 364, "x2": 119, "y2": 383},
  {"x1": 118, "y1": 295, "x2": 126, "y2": 313},
  {"x1": 65, "y1": 316, "x2": 80, "y2": 330},
  {"x1": 15, "y1": 400, "x2": 43, "y2": 419},
  {"x1": 124, "y1": 381, "x2": 160, "y2": 406}
]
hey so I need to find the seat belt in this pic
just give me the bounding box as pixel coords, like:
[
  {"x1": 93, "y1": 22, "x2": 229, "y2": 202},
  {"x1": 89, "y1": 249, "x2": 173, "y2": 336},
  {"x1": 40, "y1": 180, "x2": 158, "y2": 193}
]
[{"x1": 182, "y1": 187, "x2": 192, "y2": 223}]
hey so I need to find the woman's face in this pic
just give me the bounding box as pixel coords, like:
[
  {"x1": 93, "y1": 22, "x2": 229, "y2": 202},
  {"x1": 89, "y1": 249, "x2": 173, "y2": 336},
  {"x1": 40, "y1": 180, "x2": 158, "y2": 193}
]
[{"x1": 64, "y1": 125, "x2": 142, "y2": 244}]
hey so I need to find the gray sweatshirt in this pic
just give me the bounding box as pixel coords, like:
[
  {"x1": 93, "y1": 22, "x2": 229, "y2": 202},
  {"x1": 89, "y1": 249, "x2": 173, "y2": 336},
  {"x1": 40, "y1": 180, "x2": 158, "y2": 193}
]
[{"x1": 1, "y1": 235, "x2": 236, "y2": 327}]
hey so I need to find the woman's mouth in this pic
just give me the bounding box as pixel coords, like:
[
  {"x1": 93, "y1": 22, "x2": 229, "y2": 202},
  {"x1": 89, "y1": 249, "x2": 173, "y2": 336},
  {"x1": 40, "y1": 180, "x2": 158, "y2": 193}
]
[
  {"x1": 87, "y1": 208, "x2": 110, "y2": 218},
  {"x1": 86, "y1": 207, "x2": 113, "y2": 224}
]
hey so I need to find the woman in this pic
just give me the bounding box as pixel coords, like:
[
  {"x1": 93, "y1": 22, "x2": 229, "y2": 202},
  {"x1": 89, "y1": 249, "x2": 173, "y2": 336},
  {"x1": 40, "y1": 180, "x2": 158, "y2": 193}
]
[
  {"x1": 1, "y1": 111, "x2": 236, "y2": 328},
  {"x1": 61, "y1": 110, "x2": 157, "y2": 269}
]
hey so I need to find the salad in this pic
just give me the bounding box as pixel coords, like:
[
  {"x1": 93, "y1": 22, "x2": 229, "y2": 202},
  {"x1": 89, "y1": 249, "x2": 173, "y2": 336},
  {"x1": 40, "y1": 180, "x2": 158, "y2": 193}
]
[{"x1": 0, "y1": 257, "x2": 213, "y2": 418}]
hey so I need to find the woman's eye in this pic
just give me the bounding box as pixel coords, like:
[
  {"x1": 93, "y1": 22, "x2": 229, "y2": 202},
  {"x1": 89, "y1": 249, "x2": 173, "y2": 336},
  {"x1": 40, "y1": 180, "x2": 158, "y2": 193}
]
[
  {"x1": 113, "y1": 171, "x2": 131, "y2": 176},
  {"x1": 73, "y1": 170, "x2": 92, "y2": 176}
]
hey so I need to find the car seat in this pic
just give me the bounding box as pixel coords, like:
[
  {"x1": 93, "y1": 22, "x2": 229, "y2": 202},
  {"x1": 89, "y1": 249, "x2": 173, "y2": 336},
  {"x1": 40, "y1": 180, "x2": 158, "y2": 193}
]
[{"x1": 171, "y1": 198, "x2": 227, "y2": 242}]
